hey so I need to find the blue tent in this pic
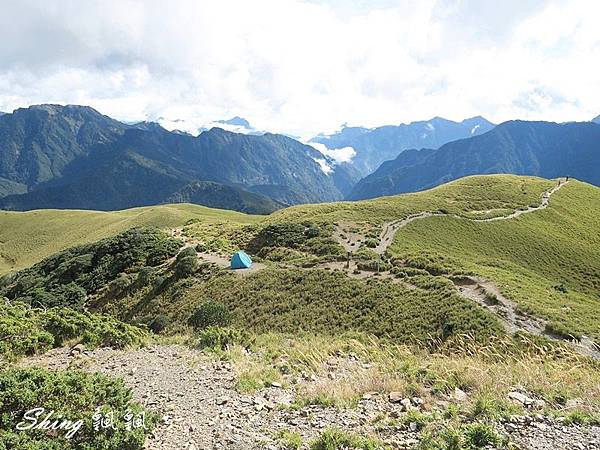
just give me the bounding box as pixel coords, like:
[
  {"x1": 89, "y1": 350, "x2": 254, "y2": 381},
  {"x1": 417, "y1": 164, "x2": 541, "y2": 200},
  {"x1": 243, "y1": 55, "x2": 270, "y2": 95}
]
[{"x1": 230, "y1": 250, "x2": 252, "y2": 269}]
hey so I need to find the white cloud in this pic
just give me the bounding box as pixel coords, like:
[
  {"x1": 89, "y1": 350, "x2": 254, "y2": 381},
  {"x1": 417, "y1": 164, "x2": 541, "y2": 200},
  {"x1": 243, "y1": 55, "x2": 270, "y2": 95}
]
[
  {"x1": 311, "y1": 157, "x2": 333, "y2": 174},
  {"x1": 308, "y1": 142, "x2": 357, "y2": 164},
  {"x1": 0, "y1": 0, "x2": 598, "y2": 135}
]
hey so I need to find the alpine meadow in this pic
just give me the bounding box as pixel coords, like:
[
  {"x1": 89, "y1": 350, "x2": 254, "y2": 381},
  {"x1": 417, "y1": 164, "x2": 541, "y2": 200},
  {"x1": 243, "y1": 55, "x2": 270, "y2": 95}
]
[{"x1": 1, "y1": 1, "x2": 600, "y2": 449}]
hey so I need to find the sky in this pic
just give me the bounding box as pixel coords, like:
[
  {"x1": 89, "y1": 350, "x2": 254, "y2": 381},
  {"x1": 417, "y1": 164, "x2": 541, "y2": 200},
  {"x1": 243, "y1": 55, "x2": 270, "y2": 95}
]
[{"x1": 0, "y1": 0, "x2": 598, "y2": 137}]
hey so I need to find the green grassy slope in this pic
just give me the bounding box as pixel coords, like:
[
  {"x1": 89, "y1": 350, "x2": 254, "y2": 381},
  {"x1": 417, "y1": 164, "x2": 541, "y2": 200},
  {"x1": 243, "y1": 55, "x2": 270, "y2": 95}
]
[
  {"x1": 271, "y1": 175, "x2": 555, "y2": 225},
  {"x1": 2, "y1": 174, "x2": 596, "y2": 345},
  {"x1": 0, "y1": 203, "x2": 259, "y2": 274},
  {"x1": 387, "y1": 180, "x2": 600, "y2": 342}
]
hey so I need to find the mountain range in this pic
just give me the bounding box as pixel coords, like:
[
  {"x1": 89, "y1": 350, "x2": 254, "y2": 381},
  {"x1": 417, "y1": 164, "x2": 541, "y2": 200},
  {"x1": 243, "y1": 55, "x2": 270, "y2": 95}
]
[
  {"x1": 0, "y1": 105, "x2": 358, "y2": 213},
  {"x1": 311, "y1": 116, "x2": 495, "y2": 176},
  {"x1": 348, "y1": 120, "x2": 600, "y2": 200},
  {"x1": 1, "y1": 104, "x2": 599, "y2": 213}
]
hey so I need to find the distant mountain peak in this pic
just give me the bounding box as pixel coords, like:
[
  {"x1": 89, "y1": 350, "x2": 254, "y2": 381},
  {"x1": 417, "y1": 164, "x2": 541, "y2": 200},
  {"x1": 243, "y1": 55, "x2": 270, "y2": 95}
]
[
  {"x1": 348, "y1": 119, "x2": 600, "y2": 200},
  {"x1": 593, "y1": 115, "x2": 600, "y2": 124},
  {"x1": 216, "y1": 116, "x2": 251, "y2": 128},
  {"x1": 311, "y1": 115, "x2": 495, "y2": 177}
]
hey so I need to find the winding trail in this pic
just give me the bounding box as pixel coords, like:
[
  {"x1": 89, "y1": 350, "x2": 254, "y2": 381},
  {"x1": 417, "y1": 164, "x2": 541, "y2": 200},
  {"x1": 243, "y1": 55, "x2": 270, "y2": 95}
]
[
  {"x1": 373, "y1": 178, "x2": 569, "y2": 257},
  {"x1": 330, "y1": 179, "x2": 600, "y2": 359},
  {"x1": 454, "y1": 276, "x2": 600, "y2": 359}
]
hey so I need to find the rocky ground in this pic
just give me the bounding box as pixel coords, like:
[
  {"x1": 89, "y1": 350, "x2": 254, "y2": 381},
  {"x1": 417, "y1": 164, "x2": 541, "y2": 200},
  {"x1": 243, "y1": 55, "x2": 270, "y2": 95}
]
[{"x1": 19, "y1": 344, "x2": 600, "y2": 449}]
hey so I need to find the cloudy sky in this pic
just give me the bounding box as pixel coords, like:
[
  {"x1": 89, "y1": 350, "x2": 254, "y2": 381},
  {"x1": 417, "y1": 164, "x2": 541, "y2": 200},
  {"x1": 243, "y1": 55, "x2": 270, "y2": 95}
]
[{"x1": 0, "y1": 0, "x2": 598, "y2": 136}]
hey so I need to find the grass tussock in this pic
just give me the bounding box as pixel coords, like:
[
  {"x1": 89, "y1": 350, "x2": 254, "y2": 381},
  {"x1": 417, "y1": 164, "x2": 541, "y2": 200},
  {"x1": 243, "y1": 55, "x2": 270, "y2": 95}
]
[{"x1": 202, "y1": 331, "x2": 600, "y2": 418}]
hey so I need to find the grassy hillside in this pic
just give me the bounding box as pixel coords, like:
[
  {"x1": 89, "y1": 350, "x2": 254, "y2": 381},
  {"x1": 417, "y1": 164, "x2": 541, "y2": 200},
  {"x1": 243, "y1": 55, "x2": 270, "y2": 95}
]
[
  {"x1": 271, "y1": 175, "x2": 554, "y2": 225},
  {"x1": 2, "y1": 174, "x2": 597, "y2": 345},
  {"x1": 0, "y1": 203, "x2": 259, "y2": 274},
  {"x1": 387, "y1": 180, "x2": 600, "y2": 342},
  {"x1": 2, "y1": 174, "x2": 599, "y2": 449}
]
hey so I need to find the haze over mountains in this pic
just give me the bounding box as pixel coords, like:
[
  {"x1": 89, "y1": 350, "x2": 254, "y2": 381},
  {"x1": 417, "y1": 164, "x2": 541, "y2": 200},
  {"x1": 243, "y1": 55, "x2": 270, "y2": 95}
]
[
  {"x1": 311, "y1": 116, "x2": 495, "y2": 176},
  {"x1": 349, "y1": 120, "x2": 600, "y2": 200}
]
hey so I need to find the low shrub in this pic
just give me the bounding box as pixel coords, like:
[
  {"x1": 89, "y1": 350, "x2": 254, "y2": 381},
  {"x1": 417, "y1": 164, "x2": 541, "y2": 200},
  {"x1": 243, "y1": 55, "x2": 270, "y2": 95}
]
[
  {"x1": 188, "y1": 300, "x2": 231, "y2": 330},
  {"x1": 193, "y1": 327, "x2": 251, "y2": 351},
  {"x1": 173, "y1": 248, "x2": 198, "y2": 278},
  {"x1": 0, "y1": 227, "x2": 181, "y2": 309},
  {"x1": 462, "y1": 423, "x2": 502, "y2": 448},
  {"x1": 310, "y1": 428, "x2": 387, "y2": 450},
  {"x1": 0, "y1": 302, "x2": 148, "y2": 361},
  {"x1": 545, "y1": 322, "x2": 582, "y2": 341},
  {"x1": 0, "y1": 368, "x2": 156, "y2": 449}
]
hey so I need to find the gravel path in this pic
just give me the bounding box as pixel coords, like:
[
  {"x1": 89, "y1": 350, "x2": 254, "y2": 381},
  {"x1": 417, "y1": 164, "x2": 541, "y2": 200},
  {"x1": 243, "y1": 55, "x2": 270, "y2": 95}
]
[{"x1": 18, "y1": 344, "x2": 600, "y2": 449}]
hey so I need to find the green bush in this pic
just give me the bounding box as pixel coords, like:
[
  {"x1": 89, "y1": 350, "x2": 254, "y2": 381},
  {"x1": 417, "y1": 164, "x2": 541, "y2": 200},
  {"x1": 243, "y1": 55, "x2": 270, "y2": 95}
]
[
  {"x1": 545, "y1": 322, "x2": 582, "y2": 341},
  {"x1": 0, "y1": 302, "x2": 148, "y2": 361},
  {"x1": 248, "y1": 223, "x2": 308, "y2": 251},
  {"x1": 363, "y1": 238, "x2": 378, "y2": 249},
  {"x1": 43, "y1": 308, "x2": 147, "y2": 349},
  {"x1": 419, "y1": 422, "x2": 502, "y2": 450},
  {"x1": 0, "y1": 368, "x2": 156, "y2": 449},
  {"x1": 0, "y1": 303, "x2": 53, "y2": 360},
  {"x1": 193, "y1": 327, "x2": 250, "y2": 351},
  {"x1": 310, "y1": 428, "x2": 387, "y2": 450},
  {"x1": 356, "y1": 260, "x2": 392, "y2": 272},
  {"x1": 146, "y1": 315, "x2": 169, "y2": 334},
  {"x1": 247, "y1": 222, "x2": 342, "y2": 260},
  {"x1": 188, "y1": 301, "x2": 231, "y2": 330},
  {"x1": 0, "y1": 228, "x2": 180, "y2": 309},
  {"x1": 173, "y1": 250, "x2": 198, "y2": 278},
  {"x1": 462, "y1": 423, "x2": 502, "y2": 448}
]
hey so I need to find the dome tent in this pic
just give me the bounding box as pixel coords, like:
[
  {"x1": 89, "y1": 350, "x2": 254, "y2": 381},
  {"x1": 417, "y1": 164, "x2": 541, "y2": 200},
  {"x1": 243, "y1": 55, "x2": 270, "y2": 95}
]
[{"x1": 230, "y1": 250, "x2": 252, "y2": 269}]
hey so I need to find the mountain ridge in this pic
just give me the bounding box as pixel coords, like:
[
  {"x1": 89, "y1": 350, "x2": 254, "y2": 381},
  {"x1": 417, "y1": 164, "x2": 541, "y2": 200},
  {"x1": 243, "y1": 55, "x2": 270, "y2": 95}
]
[
  {"x1": 0, "y1": 105, "x2": 358, "y2": 212},
  {"x1": 311, "y1": 116, "x2": 495, "y2": 176},
  {"x1": 348, "y1": 120, "x2": 600, "y2": 200}
]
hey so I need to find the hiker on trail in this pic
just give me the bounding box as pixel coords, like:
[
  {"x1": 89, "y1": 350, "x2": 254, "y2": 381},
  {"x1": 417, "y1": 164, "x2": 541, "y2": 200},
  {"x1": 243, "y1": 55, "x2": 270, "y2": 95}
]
[{"x1": 566, "y1": 176, "x2": 569, "y2": 182}]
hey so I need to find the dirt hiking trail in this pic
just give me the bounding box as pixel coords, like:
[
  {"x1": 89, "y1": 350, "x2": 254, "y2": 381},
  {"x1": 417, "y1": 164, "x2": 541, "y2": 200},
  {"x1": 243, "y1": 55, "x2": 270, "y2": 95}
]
[{"x1": 329, "y1": 179, "x2": 600, "y2": 359}]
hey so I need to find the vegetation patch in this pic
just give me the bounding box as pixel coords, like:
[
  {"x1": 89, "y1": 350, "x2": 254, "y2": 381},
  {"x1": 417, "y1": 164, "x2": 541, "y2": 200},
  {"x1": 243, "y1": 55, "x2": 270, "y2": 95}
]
[
  {"x1": 387, "y1": 181, "x2": 600, "y2": 343},
  {"x1": 183, "y1": 268, "x2": 504, "y2": 347},
  {"x1": 0, "y1": 302, "x2": 148, "y2": 362},
  {"x1": 0, "y1": 368, "x2": 156, "y2": 449},
  {"x1": 310, "y1": 428, "x2": 388, "y2": 450},
  {"x1": 0, "y1": 228, "x2": 181, "y2": 309}
]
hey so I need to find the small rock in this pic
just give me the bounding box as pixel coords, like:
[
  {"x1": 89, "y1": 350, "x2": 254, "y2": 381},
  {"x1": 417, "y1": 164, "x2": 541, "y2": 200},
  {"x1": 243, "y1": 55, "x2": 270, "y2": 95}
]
[
  {"x1": 216, "y1": 396, "x2": 229, "y2": 405},
  {"x1": 400, "y1": 398, "x2": 413, "y2": 411},
  {"x1": 69, "y1": 343, "x2": 85, "y2": 356},
  {"x1": 409, "y1": 422, "x2": 418, "y2": 432},
  {"x1": 508, "y1": 391, "x2": 533, "y2": 406},
  {"x1": 411, "y1": 397, "x2": 424, "y2": 407},
  {"x1": 389, "y1": 391, "x2": 403, "y2": 403},
  {"x1": 454, "y1": 387, "x2": 467, "y2": 402},
  {"x1": 271, "y1": 381, "x2": 282, "y2": 388}
]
